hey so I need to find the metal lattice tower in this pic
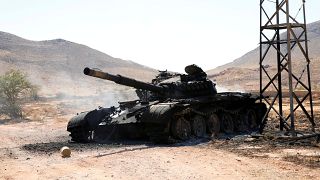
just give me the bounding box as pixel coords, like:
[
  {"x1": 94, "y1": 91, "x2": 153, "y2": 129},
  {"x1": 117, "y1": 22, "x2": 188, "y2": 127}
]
[{"x1": 259, "y1": 0, "x2": 315, "y2": 134}]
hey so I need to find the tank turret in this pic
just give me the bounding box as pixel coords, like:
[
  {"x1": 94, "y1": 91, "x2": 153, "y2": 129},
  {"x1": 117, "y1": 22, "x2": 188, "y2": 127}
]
[{"x1": 83, "y1": 66, "x2": 217, "y2": 99}]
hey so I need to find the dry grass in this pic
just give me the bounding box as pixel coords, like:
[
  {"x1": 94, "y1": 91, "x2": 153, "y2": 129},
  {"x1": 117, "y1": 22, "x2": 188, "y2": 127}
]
[
  {"x1": 209, "y1": 133, "x2": 320, "y2": 168},
  {"x1": 283, "y1": 154, "x2": 320, "y2": 168}
]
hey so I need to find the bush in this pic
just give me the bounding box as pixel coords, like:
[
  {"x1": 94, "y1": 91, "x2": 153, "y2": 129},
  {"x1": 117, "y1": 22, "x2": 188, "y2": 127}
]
[{"x1": 0, "y1": 69, "x2": 39, "y2": 118}]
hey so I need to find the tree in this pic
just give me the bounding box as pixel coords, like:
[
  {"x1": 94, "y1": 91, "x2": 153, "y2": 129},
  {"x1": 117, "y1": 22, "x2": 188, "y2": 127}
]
[{"x1": 0, "y1": 69, "x2": 38, "y2": 118}]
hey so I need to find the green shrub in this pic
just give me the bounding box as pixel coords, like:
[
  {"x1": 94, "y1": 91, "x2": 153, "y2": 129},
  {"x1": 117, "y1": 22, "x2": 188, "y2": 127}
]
[{"x1": 0, "y1": 69, "x2": 39, "y2": 118}]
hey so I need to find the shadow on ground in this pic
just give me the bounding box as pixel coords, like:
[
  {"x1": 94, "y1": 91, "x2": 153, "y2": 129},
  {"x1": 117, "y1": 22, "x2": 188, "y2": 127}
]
[{"x1": 21, "y1": 137, "x2": 211, "y2": 155}]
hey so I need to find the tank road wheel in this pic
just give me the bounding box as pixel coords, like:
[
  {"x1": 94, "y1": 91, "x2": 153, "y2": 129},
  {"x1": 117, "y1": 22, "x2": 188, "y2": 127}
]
[
  {"x1": 206, "y1": 113, "x2": 220, "y2": 136},
  {"x1": 245, "y1": 109, "x2": 258, "y2": 129},
  {"x1": 191, "y1": 115, "x2": 206, "y2": 137},
  {"x1": 237, "y1": 115, "x2": 249, "y2": 132},
  {"x1": 171, "y1": 117, "x2": 191, "y2": 140},
  {"x1": 221, "y1": 113, "x2": 234, "y2": 134}
]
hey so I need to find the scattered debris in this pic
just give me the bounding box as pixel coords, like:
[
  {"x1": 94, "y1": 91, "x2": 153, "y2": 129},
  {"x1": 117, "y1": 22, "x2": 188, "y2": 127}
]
[
  {"x1": 60, "y1": 146, "x2": 71, "y2": 158},
  {"x1": 275, "y1": 133, "x2": 320, "y2": 143}
]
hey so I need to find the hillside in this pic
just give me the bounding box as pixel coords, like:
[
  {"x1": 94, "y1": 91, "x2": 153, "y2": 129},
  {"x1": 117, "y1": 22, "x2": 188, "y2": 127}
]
[
  {"x1": 0, "y1": 31, "x2": 157, "y2": 97},
  {"x1": 207, "y1": 20, "x2": 320, "y2": 91}
]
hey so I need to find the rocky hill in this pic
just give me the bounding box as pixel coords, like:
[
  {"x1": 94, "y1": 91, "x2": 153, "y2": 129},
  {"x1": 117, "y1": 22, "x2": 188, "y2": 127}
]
[
  {"x1": 207, "y1": 20, "x2": 320, "y2": 91},
  {"x1": 0, "y1": 31, "x2": 157, "y2": 97}
]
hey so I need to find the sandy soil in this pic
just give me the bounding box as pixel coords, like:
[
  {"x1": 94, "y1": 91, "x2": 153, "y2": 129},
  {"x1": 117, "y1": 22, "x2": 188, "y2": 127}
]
[{"x1": 0, "y1": 100, "x2": 320, "y2": 179}]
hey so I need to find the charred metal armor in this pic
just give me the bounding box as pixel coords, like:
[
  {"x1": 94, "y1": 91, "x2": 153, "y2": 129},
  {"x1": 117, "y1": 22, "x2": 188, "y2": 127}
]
[{"x1": 67, "y1": 64, "x2": 267, "y2": 143}]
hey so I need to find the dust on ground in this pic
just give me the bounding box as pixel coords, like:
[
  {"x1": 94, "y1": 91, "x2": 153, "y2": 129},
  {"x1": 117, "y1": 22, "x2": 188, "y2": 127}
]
[{"x1": 0, "y1": 98, "x2": 320, "y2": 179}]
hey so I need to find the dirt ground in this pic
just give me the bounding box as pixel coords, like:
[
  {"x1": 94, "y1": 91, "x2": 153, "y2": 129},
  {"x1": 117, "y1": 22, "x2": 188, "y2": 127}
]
[{"x1": 0, "y1": 99, "x2": 320, "y2": 179}]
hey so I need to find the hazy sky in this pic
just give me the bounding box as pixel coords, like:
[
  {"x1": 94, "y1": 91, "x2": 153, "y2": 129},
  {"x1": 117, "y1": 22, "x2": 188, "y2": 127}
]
[{"x1": 1, "y1": 0, "x2": 319, "y2": 72}]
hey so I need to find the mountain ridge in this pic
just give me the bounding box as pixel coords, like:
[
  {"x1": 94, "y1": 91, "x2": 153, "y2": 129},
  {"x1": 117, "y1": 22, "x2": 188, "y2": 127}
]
[
  {"x1": 0, "y1": 31, "x2": 157, "y2": 96},
  {"x1": 207, "y1": 20, "x2": 320, "y2": 91},
  {"x1": 208, "y1": 20, "x2": 320, "y2": 73}
]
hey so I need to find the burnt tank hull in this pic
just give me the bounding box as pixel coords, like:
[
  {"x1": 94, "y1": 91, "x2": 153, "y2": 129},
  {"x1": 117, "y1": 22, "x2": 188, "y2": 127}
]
[
  {"x1": 67, "y1": 93, "x2": 267, "y2": 143},
  {"x1": 67, "y1": 65, "x2": 267, "y2": 143}
]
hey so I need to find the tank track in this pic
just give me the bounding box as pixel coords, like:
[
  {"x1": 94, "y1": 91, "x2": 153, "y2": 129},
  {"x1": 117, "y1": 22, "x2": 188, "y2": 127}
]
[
  {"x1": 68, "y1": 126, "x2": 92, "y2": 143},
  {"x1": 67, "y1": 116, "x2": 92, "y2": 143},
  {"x1": 165, "y1": 102, "x2": 267, "y2": 141},
  {"x1": 67, "y1": 102, "x2": 267, "y2": 143}
]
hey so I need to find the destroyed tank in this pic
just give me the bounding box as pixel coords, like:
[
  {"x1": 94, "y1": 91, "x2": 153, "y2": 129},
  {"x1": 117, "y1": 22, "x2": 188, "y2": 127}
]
[{"x1": 67, "y1": 64, "x2": 267, "y2": 143}]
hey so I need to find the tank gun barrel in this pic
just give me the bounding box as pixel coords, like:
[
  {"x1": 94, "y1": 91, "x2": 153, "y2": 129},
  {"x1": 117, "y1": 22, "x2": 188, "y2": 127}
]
[{"x1": 83, "y1": 67, "x2": 165, "y2": 92}]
